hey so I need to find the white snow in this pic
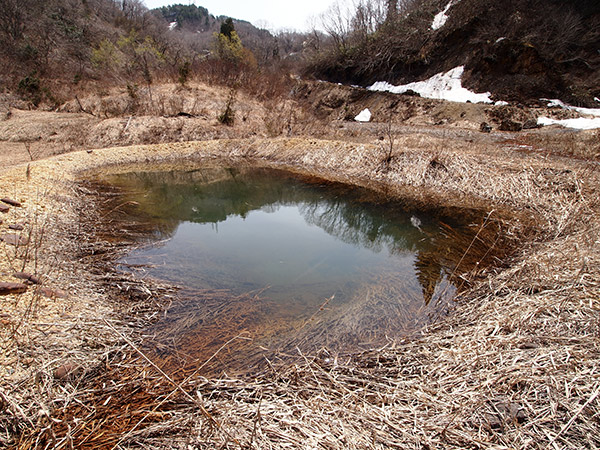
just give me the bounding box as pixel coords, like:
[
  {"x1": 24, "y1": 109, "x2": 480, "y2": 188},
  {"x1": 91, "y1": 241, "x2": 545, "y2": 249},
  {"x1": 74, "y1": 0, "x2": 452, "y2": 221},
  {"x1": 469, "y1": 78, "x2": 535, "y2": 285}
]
[
  {"x1": 544, "y1": 99, "x2": 564, "y2": 108},
  {"x1": 543, "y1": 98, "x2": 600, "y2": 117},
  {"x1": 537, "y1": 116, "x2": 600, "y2": 130},
  {"x1": 537, "y1": 99, "x2": 600, "y2": 130},
  {"x1": 169, "y1": 21, "x2": 178, "y2": 31},
  {"x1": 368, "y1": 66, "x2": 492, "y2": 104},
  {"x1": 495, "y1": 100, "x2": 509, "y2": 106},
  {"x1": 594, "y1": 97, "x2": 600, "y2": 103},
  {"x1": 355, "y1": 108, "x2": 372, "y2": 122},
  {"x1": 432, "y1": 1, "x2": 453, "y2": 30},
  {"x1": 537, "y1": 98, "x2": 600, "y2": 129}
]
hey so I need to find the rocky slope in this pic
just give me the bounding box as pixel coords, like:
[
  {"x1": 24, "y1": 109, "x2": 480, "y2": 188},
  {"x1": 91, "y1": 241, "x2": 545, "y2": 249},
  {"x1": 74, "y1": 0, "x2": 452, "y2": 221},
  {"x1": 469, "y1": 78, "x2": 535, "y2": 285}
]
[{"x1": 309, "y1": 0, "x2": 600, "y2": 106}]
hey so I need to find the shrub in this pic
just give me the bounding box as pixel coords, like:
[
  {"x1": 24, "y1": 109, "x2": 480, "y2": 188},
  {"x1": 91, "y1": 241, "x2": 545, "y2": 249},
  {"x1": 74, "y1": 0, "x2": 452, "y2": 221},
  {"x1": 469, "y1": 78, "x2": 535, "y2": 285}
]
[
  {"x1": 178, "y1": 61, "x2": 191, "y2": 86},
  {"x1": 18, "y1": 74, "x2": 42, "y2": 106},
  {"x1": 217, "y1": 88, "x2": 236, "y2": 126}
]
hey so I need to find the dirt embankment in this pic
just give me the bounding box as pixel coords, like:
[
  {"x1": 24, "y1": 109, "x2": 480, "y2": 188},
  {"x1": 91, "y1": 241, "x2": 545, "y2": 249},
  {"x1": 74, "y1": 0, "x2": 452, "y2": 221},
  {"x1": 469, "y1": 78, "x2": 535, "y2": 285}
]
[
  {"x1": 0, "y1": 82, "x2": 599, "y2": 449},
  {"x1": 1, "y1": 80, "x2": 597, "y2": 173}
]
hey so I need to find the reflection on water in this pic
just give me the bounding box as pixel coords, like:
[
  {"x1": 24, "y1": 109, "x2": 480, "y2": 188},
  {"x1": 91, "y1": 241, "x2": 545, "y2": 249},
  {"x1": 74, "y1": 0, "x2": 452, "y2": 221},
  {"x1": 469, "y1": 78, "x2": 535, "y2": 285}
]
[{"x1": 99, "y1": 166, "x2": 502, "y2": 374}]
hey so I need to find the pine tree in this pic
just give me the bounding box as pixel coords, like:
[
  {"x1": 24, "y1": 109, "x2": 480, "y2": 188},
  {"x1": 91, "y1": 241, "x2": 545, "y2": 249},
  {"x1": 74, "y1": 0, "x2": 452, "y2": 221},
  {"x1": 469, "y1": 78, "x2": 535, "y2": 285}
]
[{"x1": 220, "y1": 18, "x2": 235, "y2": 39}]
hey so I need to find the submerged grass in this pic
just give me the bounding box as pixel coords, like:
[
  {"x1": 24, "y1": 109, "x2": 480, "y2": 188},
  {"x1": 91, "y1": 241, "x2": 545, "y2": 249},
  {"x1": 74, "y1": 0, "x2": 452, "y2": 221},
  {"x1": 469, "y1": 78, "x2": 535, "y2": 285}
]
[
  {"x1": 0, "y1": 136, "x2": 598, "y2": 449},
  {"x1": 90, "y1": 165, "x2": 516, "y2": 374}
]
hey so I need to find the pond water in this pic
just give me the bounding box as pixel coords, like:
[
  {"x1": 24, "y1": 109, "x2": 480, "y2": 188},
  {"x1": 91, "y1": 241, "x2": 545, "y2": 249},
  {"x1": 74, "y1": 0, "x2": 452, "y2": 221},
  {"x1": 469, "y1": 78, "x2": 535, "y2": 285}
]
[{"x1": 98, "y1": 166, "x2": 502, "y2": 374}]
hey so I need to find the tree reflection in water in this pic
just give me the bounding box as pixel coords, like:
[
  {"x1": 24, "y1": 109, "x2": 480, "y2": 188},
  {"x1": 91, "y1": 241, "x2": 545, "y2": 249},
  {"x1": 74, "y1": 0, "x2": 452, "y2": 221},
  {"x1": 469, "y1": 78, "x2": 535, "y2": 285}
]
[{"x1": 100, "y1": 166, "x2": 505, "y2": 370}]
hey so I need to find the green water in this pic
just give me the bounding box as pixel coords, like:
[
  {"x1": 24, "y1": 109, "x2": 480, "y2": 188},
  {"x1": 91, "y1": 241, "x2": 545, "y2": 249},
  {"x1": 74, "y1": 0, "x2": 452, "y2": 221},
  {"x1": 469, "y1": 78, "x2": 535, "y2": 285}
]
[{"x1": 99, "y1": 166, "x2": 493, "y2": 370}]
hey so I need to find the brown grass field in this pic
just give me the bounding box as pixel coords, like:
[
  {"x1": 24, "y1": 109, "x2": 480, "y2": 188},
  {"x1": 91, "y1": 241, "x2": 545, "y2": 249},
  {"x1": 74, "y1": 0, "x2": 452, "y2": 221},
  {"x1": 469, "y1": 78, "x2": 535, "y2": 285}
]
[{"x1": 0, "y1": 83, "x2": 599, "y2": 449}]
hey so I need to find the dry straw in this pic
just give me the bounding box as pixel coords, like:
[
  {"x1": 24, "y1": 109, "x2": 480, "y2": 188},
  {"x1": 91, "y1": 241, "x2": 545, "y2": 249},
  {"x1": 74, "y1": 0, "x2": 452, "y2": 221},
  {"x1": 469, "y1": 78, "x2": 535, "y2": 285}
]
[{"x1": 0, "y1": 135, "x2": 598, "y2": 449}]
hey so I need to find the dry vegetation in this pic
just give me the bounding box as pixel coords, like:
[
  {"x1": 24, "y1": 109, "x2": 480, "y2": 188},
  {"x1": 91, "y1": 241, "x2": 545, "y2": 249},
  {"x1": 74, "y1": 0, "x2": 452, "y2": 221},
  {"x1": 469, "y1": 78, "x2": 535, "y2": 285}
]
[
  {"x1": 1, "y1": 0, "x2": 599, "y2": 447},
  {"x1": 0, "y1": 123, "x2": 598, "y2": 448}
]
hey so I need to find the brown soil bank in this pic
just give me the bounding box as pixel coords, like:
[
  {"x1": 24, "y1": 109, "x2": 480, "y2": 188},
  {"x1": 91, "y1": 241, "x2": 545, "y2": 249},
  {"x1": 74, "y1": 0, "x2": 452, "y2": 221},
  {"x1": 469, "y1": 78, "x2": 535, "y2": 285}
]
[
  {"x1": 0, "y1": 135, "x2": 599, "y2": 449},
  {"x1": 3, "y1": 80, "x2": 598, "y2": 170}
]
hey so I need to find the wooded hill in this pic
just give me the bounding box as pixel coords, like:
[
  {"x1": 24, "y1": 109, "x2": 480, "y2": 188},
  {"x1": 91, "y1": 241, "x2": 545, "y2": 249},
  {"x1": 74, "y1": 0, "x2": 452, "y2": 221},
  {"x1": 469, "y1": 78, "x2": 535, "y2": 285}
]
[
  {"x1": 1, "y1": 0, "x2": 598, "y2": 107},
  {"x1": 0, "y1": 0, "x2": 298, "y2": 106}
]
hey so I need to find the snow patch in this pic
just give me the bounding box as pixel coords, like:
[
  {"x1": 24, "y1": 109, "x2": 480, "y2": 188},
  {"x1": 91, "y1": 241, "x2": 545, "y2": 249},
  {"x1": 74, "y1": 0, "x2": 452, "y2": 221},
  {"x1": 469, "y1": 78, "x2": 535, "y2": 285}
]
[
  {"x1": 544, "y1": 98, "x2": 600, "y2": 117},
  {"x1": 355, "y1": 108, "x2": 372, "y2": 122},
  {"x1": 538, "y1": 98, "x2": 600, "y2": 129},
  {"x1": 494, "y1": 100, "x2": 509, "y2": 106},
  {"x1": 537, "y1": 116, "x2": 600, "y2": 130},
  {"x1": 368, "y1": 66, "x2": 492, "y2": 104},
  {"x1": 595, "y1": 97, "x2": 600, "y2": 103},
  {"x1": 432, "y1": 1, "x2": 453, "y2": 30},
  {"x1": 169, "y1": 21, "x2": 178, "y2": 31}
]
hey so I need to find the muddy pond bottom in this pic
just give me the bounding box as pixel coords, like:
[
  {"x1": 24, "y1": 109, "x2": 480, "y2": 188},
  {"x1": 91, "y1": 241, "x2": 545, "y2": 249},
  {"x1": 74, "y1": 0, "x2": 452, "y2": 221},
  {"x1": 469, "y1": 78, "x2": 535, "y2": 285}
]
[{"x1": 99, "y1": 166, "x2": 499, "y2": 375}]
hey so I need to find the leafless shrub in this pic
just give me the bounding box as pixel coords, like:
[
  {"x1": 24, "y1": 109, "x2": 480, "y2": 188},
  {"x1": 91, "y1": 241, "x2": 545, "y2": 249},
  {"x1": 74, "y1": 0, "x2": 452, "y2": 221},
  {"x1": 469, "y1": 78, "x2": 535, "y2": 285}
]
[
  {"x1": 217, "y1": 88, "x2": 236, "y2": 126},
  {"x1": 379, "y1": 113, "x2": 396, "y2": 171}
]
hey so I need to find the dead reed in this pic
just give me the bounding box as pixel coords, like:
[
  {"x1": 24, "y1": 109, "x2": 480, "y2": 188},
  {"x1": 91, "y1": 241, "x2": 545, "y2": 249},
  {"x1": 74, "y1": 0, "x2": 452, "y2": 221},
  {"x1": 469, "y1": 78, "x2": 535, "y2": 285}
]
[{"x1": 0, "y1": 134, "x2": 598, "y2": 449}]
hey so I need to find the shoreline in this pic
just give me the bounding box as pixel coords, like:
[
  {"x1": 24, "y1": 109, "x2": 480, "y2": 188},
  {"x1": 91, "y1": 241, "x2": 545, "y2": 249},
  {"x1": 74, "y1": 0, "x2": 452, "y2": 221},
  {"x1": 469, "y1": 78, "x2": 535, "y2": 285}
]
[{"x1": 1, "y1": 136, "x2": 598, "y2": 448}]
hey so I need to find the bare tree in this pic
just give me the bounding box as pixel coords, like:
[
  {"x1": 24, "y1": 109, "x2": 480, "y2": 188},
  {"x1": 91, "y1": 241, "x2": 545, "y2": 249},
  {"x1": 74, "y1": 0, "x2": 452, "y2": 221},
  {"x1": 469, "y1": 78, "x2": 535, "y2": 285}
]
[
  {"x1": 380, "y1": 114, "x2": 396, "y2": 172},
  {"x1": 352, "y1": 0, "x2": 387, "y2": 44},
  {"x1": 387, "y1": 0, "x2": 398, "y2": 21},
  {"x1": 0, "y1": 0, "x2": 28, "y2": 43},
  {"x1": 320, "y1": 1, "x2": 354, "y2": 53}
]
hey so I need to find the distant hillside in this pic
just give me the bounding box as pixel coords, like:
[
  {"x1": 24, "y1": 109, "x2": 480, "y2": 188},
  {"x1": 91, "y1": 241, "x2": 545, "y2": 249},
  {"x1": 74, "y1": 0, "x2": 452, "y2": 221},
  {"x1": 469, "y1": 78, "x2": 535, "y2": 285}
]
[
  {"x1": 307, "y1": 0, "x2": 600, "y2": 106},
  {"x1": 0, "y1": 0, "x2": 300, "y2": 106},
  {"x1": 0, "y1": 0, "x2": 182, "y2": 103},
  {"x1": 152, "y1": 4, "x2": 213, "y2": 31},
  {"x1": 151, "y1": 4, "x2": 281, "y2": 65}
]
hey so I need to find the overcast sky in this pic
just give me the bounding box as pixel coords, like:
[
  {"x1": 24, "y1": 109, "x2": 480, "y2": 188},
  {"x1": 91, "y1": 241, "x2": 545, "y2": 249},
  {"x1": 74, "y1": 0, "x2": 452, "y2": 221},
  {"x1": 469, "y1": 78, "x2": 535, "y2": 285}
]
[{"x1": 142, "y1": 0, "x2": 353, "y2": 31}]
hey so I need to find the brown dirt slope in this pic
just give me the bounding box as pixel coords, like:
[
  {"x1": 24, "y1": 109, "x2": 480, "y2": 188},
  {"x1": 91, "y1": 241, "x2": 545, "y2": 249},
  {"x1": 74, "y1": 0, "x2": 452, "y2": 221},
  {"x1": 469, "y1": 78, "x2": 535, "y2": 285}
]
[{"x1": 2, "y1": 80, "x2": 597, "y2": 172}]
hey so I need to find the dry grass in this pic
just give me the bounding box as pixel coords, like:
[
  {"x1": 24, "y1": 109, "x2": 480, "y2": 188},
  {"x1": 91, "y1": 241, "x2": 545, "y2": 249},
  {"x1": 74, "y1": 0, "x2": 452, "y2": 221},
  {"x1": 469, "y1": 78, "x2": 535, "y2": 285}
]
[
  {"x1": 0, "y1": 134, "x2": 598, "y2": 449},
  {"x1": 521, "y1": 129, "x2": 600, "y2": 160}
]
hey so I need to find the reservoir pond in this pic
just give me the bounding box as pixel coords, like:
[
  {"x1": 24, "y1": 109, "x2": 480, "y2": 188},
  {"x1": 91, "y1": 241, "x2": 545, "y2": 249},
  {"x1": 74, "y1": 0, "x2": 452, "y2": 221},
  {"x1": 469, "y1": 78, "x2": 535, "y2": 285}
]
[{"x1": 98, "y1": 166, "x2": 501, "y2": 374}]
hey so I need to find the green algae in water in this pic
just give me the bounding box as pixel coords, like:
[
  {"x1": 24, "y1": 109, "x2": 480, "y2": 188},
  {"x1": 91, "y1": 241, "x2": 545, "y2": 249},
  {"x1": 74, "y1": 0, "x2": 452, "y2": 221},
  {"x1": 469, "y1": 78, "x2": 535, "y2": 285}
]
[{"x1": 100, "y1": 166, "x2": 499, "y2": 372}]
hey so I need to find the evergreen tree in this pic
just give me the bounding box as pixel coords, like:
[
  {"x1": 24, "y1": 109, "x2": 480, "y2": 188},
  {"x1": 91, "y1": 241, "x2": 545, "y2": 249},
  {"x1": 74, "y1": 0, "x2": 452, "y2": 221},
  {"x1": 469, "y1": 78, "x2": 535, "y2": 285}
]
[
  {"x1": 215, "y1": 29, "x2": 244, "y2": 62},
  {"x1": 220, "y1": 18, "x2": 235, "y2": 39}
]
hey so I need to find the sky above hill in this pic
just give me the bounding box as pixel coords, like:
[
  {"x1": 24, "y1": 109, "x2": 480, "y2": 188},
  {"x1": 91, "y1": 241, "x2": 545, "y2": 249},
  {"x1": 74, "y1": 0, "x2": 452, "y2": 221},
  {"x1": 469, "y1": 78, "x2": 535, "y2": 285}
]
[{"x1": 142, "y1": 0, "x2": 351, "y2": 31}]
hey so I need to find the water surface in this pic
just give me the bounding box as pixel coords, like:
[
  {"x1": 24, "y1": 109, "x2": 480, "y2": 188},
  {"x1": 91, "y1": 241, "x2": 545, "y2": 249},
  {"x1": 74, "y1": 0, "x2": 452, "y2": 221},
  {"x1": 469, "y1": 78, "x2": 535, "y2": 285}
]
[{"x1": 99, "y1": 166, "x2": 499, "y2": 373}]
